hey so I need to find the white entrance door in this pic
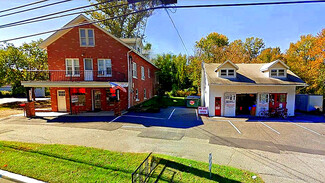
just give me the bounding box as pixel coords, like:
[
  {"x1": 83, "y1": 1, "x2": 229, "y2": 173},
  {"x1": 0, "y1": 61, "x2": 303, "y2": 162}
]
[
  {"x1": 84, "y1": 58, "x2": 93, "y2": 81},
  {"x1": 57, "y1": 90, "x2": 67, "y2": 112}
]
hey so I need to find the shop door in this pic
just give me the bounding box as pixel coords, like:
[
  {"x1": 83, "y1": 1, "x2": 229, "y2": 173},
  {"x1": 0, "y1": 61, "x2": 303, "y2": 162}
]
[
  {"x1": 92, "y1": 90, "x2": 101, "y2": 111},
  {"x1": 57, "y1": 90, "x2": 67, "y2": 112},
  {"x1": 269, "y1": 93, "x2": 287, "y2": 110},
  {"x1": 215, "y1": 97, "x2": 221, "y2": 116},
  {"x1": 84, "y1": 59, "x2": 93, "y2": 81}
]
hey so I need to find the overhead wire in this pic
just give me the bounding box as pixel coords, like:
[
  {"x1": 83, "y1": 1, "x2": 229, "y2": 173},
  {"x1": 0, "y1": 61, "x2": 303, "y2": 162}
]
[
  {"x1": 0, "y1": 0, "x2": 73, "y2": 18},
  {"x1": 0, "y1": 0, "x2": 49, "y2": 14},
  {"x1": 2, "y1": 0, "x2": 325, "y2": 42},
  {"x1": 164, "y1": 7, "x2": 189, "y2": 56},
  {"x1": 0, "y1": 0, "x2": 116, "y2": 28},
  {"x1": 0, "y1": 2, "x2": 131, "y2": 29}
]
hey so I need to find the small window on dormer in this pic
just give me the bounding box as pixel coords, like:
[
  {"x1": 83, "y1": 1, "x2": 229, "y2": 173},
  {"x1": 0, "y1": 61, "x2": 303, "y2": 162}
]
[
  {"x1": 271, "y1": 69, "x2": 277, "y2": 77},
  {"x1": 278, "y1": 69, "x2": 285, "y2": 77},
  {"x1": 270, "y1": 69, "x2": 286, "y2": 77},
  {"x1": 220, "y1": 69, "x2": 227, "y2": 76},
  {"x1": 220, "y1": 69, "x2": 235, "y2": 77}
]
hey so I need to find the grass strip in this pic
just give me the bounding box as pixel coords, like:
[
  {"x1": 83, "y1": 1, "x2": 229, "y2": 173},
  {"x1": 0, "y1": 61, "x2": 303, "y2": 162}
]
[{"x1": 0, "y1": 141, "x2": 263, "y2": 183}]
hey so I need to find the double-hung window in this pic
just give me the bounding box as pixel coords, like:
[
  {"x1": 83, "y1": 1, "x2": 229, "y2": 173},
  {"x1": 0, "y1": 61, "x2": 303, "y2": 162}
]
[
  {"x1": 144, "y1": 88, "x2": 147, "y2": 99},
  {"x1": 135, "y1": 89, "x2": 139, "y2": 101},
  {"x1": 97, "y1": 59, "x2": 112, "y2": 77},
  {"x1": 66, "y1": 59, "x2": 80, "y2": 76},
  {"x1": 141, "y1": 66, "x2": 145, "y2": 80},
  {"x1": 133, "y1": 62, "x2": 137, "y2": 78},
  {"x1": 148, "y1": 68, "x2": 150, "y2": 78},
  {"x1": 79, "y1": 28, "x2": 95, "y2": 47}
]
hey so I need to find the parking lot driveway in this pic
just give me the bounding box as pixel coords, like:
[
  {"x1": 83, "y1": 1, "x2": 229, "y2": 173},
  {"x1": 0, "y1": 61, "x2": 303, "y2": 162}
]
[{"x1": 117, "y1": 107, "x2": 203, "y2": 128}]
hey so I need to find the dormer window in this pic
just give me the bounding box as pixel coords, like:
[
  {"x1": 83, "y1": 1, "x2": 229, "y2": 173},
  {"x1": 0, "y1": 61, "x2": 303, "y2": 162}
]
[
  {"x1": 79, "y1": 28, "x2": 94, "y2": 47},
  {"x1": 220, "y1": 69, "x2": 235, "y2": 77},
  {"x1": 270, "y1": 69, "x2": 286, "y2": 77}
]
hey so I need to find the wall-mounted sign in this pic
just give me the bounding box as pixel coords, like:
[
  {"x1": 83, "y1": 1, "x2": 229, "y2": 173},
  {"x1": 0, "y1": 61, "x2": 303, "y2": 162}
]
[
  {"x1": 71, "y1": 95, "x2": 78, "y2": 103},
  {"x1": 198, "y1": 107, "x2": 208, "y2": 115},
  {"x1": 189, "y1": 100, "x2": 195, "y2": 105}
]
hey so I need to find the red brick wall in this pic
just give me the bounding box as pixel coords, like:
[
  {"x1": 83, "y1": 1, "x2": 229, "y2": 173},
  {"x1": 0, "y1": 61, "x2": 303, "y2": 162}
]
[
  {"x1": 50, "y1": 87, "x2": 128, "y2": 112},
  {"x1": 47, "y1": 21, "x2": 158, "y2": 111}
]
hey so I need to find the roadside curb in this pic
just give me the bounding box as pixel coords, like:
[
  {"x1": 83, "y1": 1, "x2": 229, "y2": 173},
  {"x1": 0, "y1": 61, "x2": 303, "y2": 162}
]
[{"x1": 0, "y1": 170, "x2": 45, "y2": 183}]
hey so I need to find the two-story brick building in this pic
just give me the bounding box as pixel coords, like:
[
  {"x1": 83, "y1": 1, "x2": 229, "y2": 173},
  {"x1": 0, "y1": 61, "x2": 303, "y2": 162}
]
[{"x1": 22, "y1": 14, "x2": 158, "y2": 113}]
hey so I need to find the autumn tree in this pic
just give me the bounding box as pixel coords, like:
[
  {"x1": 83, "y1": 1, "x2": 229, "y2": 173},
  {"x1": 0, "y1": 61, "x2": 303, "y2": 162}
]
[
  {"x1": 195, "y1": 32, "x2": 229, "y2": 62},
  {"x1": 255, "y1": 47, "x2": 283, "y2": 63},
  {"x1": 86, "y1": 0, "x2": 155, "y2": 38}
]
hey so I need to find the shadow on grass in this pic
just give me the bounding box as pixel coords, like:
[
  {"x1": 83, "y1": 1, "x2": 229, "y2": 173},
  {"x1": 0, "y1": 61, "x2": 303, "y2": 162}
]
[{"x1": 150, "y1": 158, "x2": 240, "y2": 183}]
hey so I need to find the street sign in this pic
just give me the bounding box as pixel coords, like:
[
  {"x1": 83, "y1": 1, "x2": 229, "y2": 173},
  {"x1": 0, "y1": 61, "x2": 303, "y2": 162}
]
[
  {"x1": 198, "y1": 107, "x2": 208, "y2": 115},
  {"x1": 209, "y1": 153, "x2": 212, "y2": 178}
]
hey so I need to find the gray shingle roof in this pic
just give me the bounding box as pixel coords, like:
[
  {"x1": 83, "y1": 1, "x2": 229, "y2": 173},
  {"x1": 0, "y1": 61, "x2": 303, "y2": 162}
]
[{"x1": 204, "y1": 63, "x2": 306, "y2": 86}]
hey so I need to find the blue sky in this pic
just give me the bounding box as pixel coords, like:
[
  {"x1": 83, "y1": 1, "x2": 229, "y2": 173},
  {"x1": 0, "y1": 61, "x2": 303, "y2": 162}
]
[{"x1": 0, "y1": 0, "x2": 324, "y2": 56}]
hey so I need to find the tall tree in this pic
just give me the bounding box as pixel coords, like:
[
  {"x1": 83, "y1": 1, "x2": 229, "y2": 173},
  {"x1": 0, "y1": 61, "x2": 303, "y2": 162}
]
[
  {"x1": 86, "y1": 0, "x2": 155, "y2": 38},
  {"x1": 195, "y1": 32, "x2": 229, "y2": 62},
  {"x1": 244, "y1": 37, "x2": 265, "y2": 60},
  {"x1": 255, "y1": 47, "x2": 283, "y2": 63}
]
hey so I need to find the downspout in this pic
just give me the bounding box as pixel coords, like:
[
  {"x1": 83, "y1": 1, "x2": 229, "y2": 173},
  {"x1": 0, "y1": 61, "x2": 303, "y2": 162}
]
[{"x1": 127, "y1": 50, "x2": 133, "y2": 108}]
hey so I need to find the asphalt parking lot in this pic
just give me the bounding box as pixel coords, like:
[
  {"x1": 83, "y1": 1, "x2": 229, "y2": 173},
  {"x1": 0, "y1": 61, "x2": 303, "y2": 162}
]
[
  {"x1": 1, "y1": 107, "x2": 325, "y2": 183},
  {"x1": 200, "y1": 115, "x2": 325, "y2": 155}
]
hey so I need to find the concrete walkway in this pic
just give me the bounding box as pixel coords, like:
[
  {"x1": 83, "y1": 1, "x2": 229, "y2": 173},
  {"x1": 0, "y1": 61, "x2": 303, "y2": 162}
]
[
  {"x1": 0, "y1": 98, "x2": 50, "y2": 105},
  {"x1": 0, "y1": 116, "x2": 324, "y2": 183}
]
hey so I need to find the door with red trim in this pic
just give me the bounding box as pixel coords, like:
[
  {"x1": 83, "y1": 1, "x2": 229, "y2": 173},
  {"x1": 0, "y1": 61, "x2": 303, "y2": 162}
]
[
  {"x1": 269, "y1": 93, "x2": 287, "y2": 110},
  {"x1": 215, "y1": 97, "x2": 221, "y2": 116}
]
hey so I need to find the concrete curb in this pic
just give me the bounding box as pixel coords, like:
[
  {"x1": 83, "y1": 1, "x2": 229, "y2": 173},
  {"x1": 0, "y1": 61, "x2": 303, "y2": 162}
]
[{"x1": 0, "y1": 170, "x2": 45, "y2": 183}]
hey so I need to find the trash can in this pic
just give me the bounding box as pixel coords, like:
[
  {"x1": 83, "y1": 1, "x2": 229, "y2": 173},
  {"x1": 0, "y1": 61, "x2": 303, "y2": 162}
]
[{"x1": 186, "y1": 96, "x2": 200, "y2": 108}]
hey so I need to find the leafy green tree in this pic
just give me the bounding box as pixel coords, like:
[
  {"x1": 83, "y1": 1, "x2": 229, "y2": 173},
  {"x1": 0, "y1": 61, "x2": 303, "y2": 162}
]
[
  {"x1": 153, "y1": 54, "x2": 190, "y2": 94},
  {"x1": 86, "y1": 0, "x2": 155, "y2": 38},
  {"x1": 195, "y1": 32, "x2": 229, "y2": 62},
  {"x1": 244, "y1": 37, "x2": 265, "y2": 60},
  {"x1": 0, "y1": 40, "x2": 47, "y2": 96}
]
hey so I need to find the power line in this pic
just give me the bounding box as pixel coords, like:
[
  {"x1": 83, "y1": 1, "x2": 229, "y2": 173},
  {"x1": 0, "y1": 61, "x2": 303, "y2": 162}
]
[
  {"x1": 0, "y1": 6, "x2": 157, "y2": 43},
  {"x1": 0, "y1": 2, "x2": 129, "y2": 29},
  {"x1": 164, "y1": 8, "x2": 189, "y2": 55},
  {"x1": 2, "y1": 0, "x2": 324, "y2": 29},
  {"x1": 2, "y1": 0, "x2": 325, "y2": 42},
  {"x1": 0, "y1": 0, "x2": 49, "y2": 14},
  {"x1": 0, "y1": 0, "x2": 120, "y2": 28},
  {"x1": 0, "y1": 0, "x2": 73, "y2": 18}
]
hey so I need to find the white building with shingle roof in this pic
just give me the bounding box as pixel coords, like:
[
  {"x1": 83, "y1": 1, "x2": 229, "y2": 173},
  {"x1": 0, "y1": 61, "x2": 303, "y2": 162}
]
[{"x1": 201, "y1": 60, "x2": 306, "y2": 117}]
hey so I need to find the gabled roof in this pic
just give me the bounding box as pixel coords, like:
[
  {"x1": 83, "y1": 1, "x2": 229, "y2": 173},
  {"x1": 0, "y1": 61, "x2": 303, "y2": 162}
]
[
  {"x1": 260, "y1": 59, "x2": 289, "y2": 72},
  {"x1": 214, "y1": 60, "x2": 239, "y2": 72},
  {"x1": 204, "y1": 62, "x2": 306, "y2": 86},
  {"x1": 39, "y1": 14, "x2": 157, "y2": 68}
]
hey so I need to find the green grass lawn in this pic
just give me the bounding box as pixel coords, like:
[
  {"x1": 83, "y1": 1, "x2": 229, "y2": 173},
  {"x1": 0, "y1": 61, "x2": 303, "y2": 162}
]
[{"x1": 0, "y1": 141, "x2": 263, "y2": 183}]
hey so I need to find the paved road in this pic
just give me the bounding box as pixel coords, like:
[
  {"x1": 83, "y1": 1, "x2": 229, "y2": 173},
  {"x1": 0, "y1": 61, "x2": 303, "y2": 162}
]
[
  {"x1": 0, "y1": 107, "x2": 324, "y2": 183},
  {"x1": 0, "y1": 98, "x2": 50, "y2": 105}
]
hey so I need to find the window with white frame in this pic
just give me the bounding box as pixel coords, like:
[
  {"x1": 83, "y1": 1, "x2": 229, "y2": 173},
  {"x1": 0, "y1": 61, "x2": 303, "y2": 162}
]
[
  {"x1": 220, "y1": 69, "x2": 235, "y2": 77},
  {"x1": 144, "y1": 88, "x2": 147, "y2": 99},
  {"x1": 148, "y1": 68, "x2": 150, "y2": 78},
  {"x1": 97, "y1": 59, "x2": 112, "y2": 77},
  {"x1": 270, "y1": 69, "x2": 286, "y2": 77},
  {"x1": 79, "y1": 28, "x2": 94, "y2": 46},
  {"x1": 135, "y1": 89, "x2": 139, "y2": 101},
  {"x1": 141, "y1": 66, "x2": 145, "y2": 80},
  {"x1": 132, "y1": 62, "x2": 137, "y2": 78},
  {"x1": 65, "y1": 59, "x2": 80, "y2": 76}
]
